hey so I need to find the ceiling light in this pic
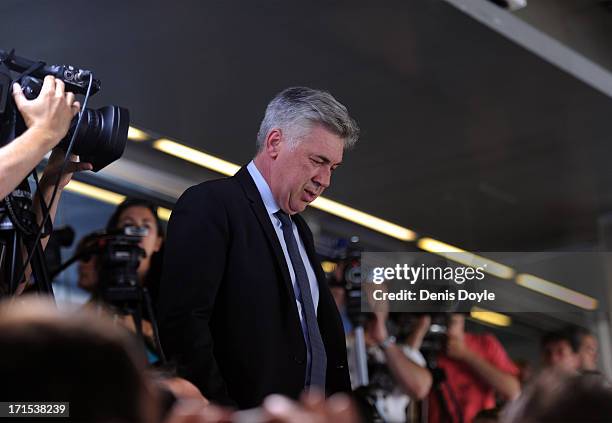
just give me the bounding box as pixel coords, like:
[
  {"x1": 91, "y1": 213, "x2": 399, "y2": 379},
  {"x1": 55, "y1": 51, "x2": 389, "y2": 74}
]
[
  {"x1": 516, "y1": 273, "x2": 598, "y2": 310},
  {"x1": 470, "y1": 306, "x2": 512, "y2": 327},
  {"x1": 311, "y1": 197, "x2": 416, "y2": 241},
  {"x1": 128, "y1": 126, "x2": 150, "y2": 142},
  {"x1": 66, "y1": 181, "x2": 174, "y2": 223},
  {"x1": 157, "y1": 207, "x2": 172, "y2": 222},
  {"x1": 153, "y1": 139, "x2": 240, "y2": 176},
  {"x1": 64, "y1": 180, "x2": 125, "y2": 205},
  {"x1": 417, "y1": 237, "x2": 515, "y2": 279}
]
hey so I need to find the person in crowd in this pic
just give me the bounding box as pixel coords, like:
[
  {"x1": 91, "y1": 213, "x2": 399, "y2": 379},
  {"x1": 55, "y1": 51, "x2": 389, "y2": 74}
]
[
  {"x1": 75, "y1": 231, "x2": 100, "y2": 293},
  {"x1": 347, "y1": 311, "x2": 432, "y2": 422},
  {"x1": 427, "y1": 313, "x2": 520, "y2": 423},
  {"x1": 540, "y1": 328, "x2": 581, "y2": 374},
  {"x1": 165, "y1": 391, "x2": 361, "y2": 423},
  {"x1": 0, "y1": 297, "x2": 360, "y2": 423},
  {"x1": 71, "y1": 200, "x2": 166, "y2": 363},
  {"x1": 542, "y1": 326, "x2": 601, "y2": 376},
  {"x1": 575, "y1": 327, "x2": 599, "y2": 373},
  {"x1": 73, "y1": 200, "x2": 210, "y2": 407},
  {"x1": 75, "y1": 197, "x2": 165, "y2": 303},
  {"x1": 1, "y1": 76, "x2": 92, "y2": 296},
  {"x1": 159, "y1": 87, "x2": 359, "y2": 408},
  {"x1": 501, "y1": 370, "x2": 612, "y2": 423},
  {"x1": 105, "y1": 198, "x2": 165, "y2": 305},
  {"x1": 102, "y1": 198, "x2": 166, "y2": 355},
  {"x1": 513, "y1": 358, "x2": 534, "y2": 387},
  {"x1": 0, "y1": 296, "x2": 160, "y2": 423}
]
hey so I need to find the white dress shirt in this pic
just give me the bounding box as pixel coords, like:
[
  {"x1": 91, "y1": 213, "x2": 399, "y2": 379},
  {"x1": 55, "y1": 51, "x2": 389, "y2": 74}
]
[{"x1": 246, "y1": 161, "x2": 320, "y2": 324}]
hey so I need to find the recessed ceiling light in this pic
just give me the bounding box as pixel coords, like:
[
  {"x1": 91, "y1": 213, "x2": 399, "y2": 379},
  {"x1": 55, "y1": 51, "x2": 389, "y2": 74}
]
[
  {"x1": 65, "y1": 180, "x2": 125, "y2": 205},
  {"x1": 416, "y1": 238, "x2": 515, "y2": 279},
  {"x1": 128, "y1": 126, "x2": 150, "y2": 142},
  {"x1": 516, "y1": 273, "x2": 598, "y2": 310}
]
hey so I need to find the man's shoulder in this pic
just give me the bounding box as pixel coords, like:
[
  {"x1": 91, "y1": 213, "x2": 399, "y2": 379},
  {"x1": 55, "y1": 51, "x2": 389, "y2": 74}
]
[
  {"x1": 171, "y1": 176, "x2": 247, "y2": 218},
  {"x1": 180, "y1": 176, "x2": 242, "y2": 201}
]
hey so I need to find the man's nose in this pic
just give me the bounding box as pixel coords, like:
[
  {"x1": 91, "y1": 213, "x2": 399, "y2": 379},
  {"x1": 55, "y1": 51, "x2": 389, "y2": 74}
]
[{"x1": 313, "y1": 167, "x2": 331, "y2": 189}]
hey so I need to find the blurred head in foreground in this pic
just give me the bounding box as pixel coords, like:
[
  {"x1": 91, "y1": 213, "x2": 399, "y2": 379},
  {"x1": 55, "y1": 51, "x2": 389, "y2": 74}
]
[
  {"x1": 502, "y1": 370, "x2": 612, "y2": 423},
  {"x1": 0, "y1": 296, "x2": 159, "y2": 423}
]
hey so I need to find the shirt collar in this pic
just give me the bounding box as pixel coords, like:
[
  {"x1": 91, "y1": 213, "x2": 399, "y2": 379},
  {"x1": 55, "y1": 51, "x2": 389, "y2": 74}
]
[{"x1": 247, "y1": 160, "x2": 281, "y2": 216}]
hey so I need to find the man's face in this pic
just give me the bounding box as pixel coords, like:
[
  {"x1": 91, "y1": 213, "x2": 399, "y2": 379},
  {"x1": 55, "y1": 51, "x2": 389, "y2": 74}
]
[
  {"x1": 269, "y1": 124, "x2": 344, "y2": 214},
  {"x1": 578, "y1": 334, "x2": 598, "y2": 371},
  {"x1": 543, "y1": 340, "x2": 580, "y2": 373}
]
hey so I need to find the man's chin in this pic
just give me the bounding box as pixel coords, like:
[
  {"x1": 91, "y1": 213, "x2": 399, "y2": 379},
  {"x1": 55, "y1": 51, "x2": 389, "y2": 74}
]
[{"x1": 288, "y1": 202, "x2": 308, "y2": 214}]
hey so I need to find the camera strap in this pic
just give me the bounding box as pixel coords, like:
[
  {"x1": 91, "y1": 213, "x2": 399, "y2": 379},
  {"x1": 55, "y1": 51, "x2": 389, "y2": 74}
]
[
  {"x1": 0, "y1": 49, "x2": 45, "y2": 123},
  {"x1": 0, "y1": 49, "x2": 45, "y2": 85},
  {"x1": 0, "y1": 52, "x2": 13, "y2": 116}
]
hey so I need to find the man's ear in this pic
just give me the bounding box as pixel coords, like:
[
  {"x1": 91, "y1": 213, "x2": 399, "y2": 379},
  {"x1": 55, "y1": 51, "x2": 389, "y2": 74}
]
[{"x1": 265, "y1": 129, "x2": 283, "y2": 159}]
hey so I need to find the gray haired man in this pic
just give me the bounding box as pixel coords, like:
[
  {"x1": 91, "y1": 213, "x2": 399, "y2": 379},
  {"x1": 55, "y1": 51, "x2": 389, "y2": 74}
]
[{"x1": 159, "y1": 87, "x2": 359, "y2": 408}]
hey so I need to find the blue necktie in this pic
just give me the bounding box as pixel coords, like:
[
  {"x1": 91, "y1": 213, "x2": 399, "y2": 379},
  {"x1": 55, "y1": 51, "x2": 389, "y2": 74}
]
[{"x1": 275, "y1": 210, "x2": 327, "y2": 390}]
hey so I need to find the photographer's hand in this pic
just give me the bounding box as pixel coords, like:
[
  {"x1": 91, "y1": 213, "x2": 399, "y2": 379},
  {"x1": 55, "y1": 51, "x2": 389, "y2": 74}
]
[
  {"x1": 370, "y1": 310, "x2": 389, "y2": 344},
  {"x1": 366, "y1": 311, "x2": 432, "y2": 399},
  {"x1": 446, "y1": 332, "x2": 471, "y2": 361},
  {"x1": 447, "y1": 333, "x2": 521, "y2": 400},
  {"x1": 39, "y1": 149, "x2": 92, "y2": 190},
  {"x1": 0, "y1": 76, "x2": 82, "y2": 200},
  {"x1": 407, "y1": 314, "x2": 431, "y2": 350},
  {"x1": 12, "y1": 76, "x2": 80, "y2": 149}
]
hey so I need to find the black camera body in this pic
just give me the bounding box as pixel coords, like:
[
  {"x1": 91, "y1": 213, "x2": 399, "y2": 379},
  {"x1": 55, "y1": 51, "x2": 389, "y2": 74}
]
[
  {"x1": 327, "y1": 240, "x2": 366, "y2": 326},
  {"x1": 95, "y1": 226, "x2": 147, "y2": 305},
  {"x1": 0, "y1": 49, "x2": 129, "y2": 171}
]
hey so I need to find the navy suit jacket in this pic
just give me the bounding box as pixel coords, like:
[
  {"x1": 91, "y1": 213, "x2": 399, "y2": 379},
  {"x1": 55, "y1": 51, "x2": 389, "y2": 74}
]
[{"x1": 158, "y1": 166, "x2": 351, "y2": 408}]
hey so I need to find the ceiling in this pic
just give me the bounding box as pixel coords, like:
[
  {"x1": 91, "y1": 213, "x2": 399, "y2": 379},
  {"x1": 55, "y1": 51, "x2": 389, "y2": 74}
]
[
  {"x1": 515, "y1": 0, "x2": 612, "y2": 73},
  {"x1": 2, "y1": 0, "x2": 612, "y2": 252}
]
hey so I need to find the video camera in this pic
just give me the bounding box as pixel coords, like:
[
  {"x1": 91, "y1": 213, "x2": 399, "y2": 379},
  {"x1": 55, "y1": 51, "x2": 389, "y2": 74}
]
[
  {"x1": 0, "y1": 49, "x2": 129, "y2": 297},
  {"x1": 326, "y1": 238, "x2": 366, "y2": 326},
  {"x1": 77, "y1": 225, "x2": 165, "y2": 361},
  {"x1": 0, "y1": 48, "x2": 129, "y2": 171},
  {"x1": 76, "y1": 226, "x2": 147, "y2": 307},
  {"x1": 390, "y1": 312, "x2": 449, "y2": 357}
]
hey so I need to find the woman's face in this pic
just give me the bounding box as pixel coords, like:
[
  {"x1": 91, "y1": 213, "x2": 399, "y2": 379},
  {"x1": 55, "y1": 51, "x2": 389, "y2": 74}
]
[
  {"x1": 116, "y1": 206, "x2": 162, "y2": 275},
  {"x1": 77, "y1": 255, "x2": 98, "y2": 292}
]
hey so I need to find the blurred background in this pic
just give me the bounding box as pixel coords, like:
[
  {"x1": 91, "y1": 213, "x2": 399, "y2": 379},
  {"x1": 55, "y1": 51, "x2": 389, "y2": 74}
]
[{"x1": 2, "y1": 0, "x2": 612, "y2": 379}]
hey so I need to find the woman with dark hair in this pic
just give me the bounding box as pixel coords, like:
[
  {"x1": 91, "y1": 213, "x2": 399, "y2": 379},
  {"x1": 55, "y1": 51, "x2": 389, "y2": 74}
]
[
  {"x1": 106, "y1": 198, "x2": 164, "y2": 290},
  {"x1": 94, "y1": 198, "x2": 166, "y2": 353},
  {"x1": 105, "y1": 198, "x2": 165, "y2": 308},
  {"x1": 106, "y1": 198, "x2": 209, "y2": 406},
  {"x1": 76, "y1": 198, "x2": 165, "y2": 308}
]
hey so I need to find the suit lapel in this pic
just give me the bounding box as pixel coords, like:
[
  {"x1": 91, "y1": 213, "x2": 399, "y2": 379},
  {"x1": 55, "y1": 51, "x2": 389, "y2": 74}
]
[
  {"x1": 234, "y1": 166, "x2": 308, "y2": 359},
  {"x1": 234, "y1": 167, "x2": 296, "y2": 303}
]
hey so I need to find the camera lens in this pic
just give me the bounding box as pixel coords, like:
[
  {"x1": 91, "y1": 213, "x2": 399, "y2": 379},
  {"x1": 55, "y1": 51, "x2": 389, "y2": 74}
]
[{"x1": 58, "y1": 106, "x2": 129, "y2": 171}]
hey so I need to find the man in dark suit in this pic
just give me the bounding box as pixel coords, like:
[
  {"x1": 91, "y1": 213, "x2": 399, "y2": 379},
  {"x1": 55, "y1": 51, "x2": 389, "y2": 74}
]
[{"x1": 158, "y1": 87, "x2": 359, "y2": 409}]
